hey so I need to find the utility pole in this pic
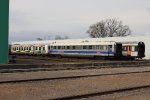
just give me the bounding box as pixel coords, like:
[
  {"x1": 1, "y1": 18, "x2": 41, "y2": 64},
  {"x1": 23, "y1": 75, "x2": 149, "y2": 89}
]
[{"x1": 0, "y1": 0, "x2": 9, "y2": 64}]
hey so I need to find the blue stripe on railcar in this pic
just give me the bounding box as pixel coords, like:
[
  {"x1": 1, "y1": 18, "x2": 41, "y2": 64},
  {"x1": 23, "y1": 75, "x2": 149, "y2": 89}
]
[{"x1": 49, "y1": 50, "x2": 114, "y2": 55}]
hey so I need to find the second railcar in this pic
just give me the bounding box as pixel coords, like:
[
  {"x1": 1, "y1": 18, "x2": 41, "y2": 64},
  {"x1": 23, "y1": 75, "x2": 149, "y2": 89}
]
[{"x1": 48, "y1": 41, "x2": 123, "y2": 58}]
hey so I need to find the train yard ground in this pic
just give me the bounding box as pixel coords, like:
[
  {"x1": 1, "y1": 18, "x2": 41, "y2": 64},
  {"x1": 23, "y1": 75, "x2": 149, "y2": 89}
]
[
  {"x1": 9, "y1": 55, "x2": 114, "y2": 64},
  {"x1": 1, "y1": 67, "x2": 150, "y2": 100},
  {"x1": 10, "y1": 55, "x2": 148, "y2": 64},
  {"x1": 0, "y1": 55, "x2": 150, "y2": 100}
]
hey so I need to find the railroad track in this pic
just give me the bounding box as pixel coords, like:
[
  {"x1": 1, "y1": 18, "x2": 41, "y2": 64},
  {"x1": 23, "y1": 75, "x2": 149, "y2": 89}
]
[
  {"x1": 1, "y1": 60, "x2": 150, "y2": 73},
  {"x1": 52, "y1": 85, "x2": 150, "y2": 100},
  {"x1": 1, "y1": 70, "x2": 150, "y2": 84}
]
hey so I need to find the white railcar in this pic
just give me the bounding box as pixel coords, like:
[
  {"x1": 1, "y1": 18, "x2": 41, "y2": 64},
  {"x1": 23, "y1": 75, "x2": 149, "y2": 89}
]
[{"x1": 48, "y1": 41, "x2": 122, "y2": 58}]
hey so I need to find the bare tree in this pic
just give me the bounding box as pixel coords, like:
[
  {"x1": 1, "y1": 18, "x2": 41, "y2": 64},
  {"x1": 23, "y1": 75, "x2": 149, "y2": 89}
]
[
  {"x1": 55, "y1": 35, "x2": 63, "y2": 40},
  {"x1": 87, "y1": 18, "x2": 131, "y2": 38},
  {"x1": 36, "y1": 38, "x2": 43, "y2": 41},
  {"x1": 55, "y1": 35, "x2": 69, "y2": 40},
  {"x1": 64, "y1": 36, "x2": 69, "y2": 39}
]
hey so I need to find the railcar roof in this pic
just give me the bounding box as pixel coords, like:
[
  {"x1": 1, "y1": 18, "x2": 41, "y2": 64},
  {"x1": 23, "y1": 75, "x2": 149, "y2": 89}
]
[{"x1": 50, "y1": 41, "x2": 116, "y2": 46}]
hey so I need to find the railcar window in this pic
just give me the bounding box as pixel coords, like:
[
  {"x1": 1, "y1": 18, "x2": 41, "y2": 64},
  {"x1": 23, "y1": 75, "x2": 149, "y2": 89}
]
[
  {"x1": 92, "y1": 45, "x2": 96, "y2": 49},
  {"x1": 100, "y1": 45, "x2": 104, "y2": 50},
  {"x1": 60, "y1": 46, "x2": 64, "y2": 49},
  {"x1": 53, "y1": 46, "x2": 56, "y2": 49},
  {"x1": 58, "y1": 46, "x2": 61, "y2": 49},
  {"x1": 109, "y1": 45, "x2": 112, "y2": 48},
  {"x1": 39, "y1": 47, "x2": 41, "y2": 51},
  {"x1": 43, "y1": 47, "x2": 45, "y2": 51},
  {"x1": 48, "y1": 46, "x2": 51, "y2": 50},
  {"x1": 76, "y1": 46, "x2": 79, "y2": 49},
  {"x1": 95, "y1": 45, "x2": 99, "y2": 49},
  {"x1": 67, "y1": 46, "x2": 70, "y2": 49},
  {"x1": 80, "y1": 46, "x2": 83, "y2": 49},
  {"x1": 72, "y1": 46, "x2": 76, "y2": 50},
  {"x1": 132, "y1": 47, "x2": 134, "y2": 51},
  {"x1": 83, "y1": 46, "x2": 87, "y2": 49},
  {"x1": 70, "y1": 46, "x2": 72, "y2": 49},
  {"x1": 103, "y1": 46, "x2": 107, "y2": 50},
  {"x1": 76, "y1": 46, "x2": 81, "y2": 50},
  {"x1": 122, "y1": 46, "x2": 127, "y2": 51},
  {"x1": 89, "y1": 45, "x2": 92, "y2": 49},
  {"x1": 134, "y1": 46, "x2": 138, "y2": 51},
  {"x1": 29, "y1": 47, "x2": 31, "y2": 50},
  {"x1": 55, "y1": 46, "x2": 57, "y2": 49}
]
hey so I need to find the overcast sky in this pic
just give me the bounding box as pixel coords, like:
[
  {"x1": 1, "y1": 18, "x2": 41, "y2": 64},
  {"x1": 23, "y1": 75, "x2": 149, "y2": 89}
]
[{"x1": 9, "y1": 0, "x2": 150, "y2": 42}]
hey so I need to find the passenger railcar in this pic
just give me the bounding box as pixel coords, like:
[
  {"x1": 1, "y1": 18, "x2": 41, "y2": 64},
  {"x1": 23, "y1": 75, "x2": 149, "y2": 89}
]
[
  {"x1": 10, "y1": 39, "x2": 145, "y2": 59},
  {"x1": 122, "y1": 41, "x2": 145, "y2": 59},
  {"x1": 49, "y1": 41, "x2": 122, "y2": 58}
]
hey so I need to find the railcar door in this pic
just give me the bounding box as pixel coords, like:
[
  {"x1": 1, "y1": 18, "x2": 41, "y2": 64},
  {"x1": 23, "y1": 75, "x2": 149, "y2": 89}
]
[
  {"x1": 127, "y1": 46, "x2": 132, "y2": 56},
  {"x1": 115, "y1": 43, "x2": 122, "y2": 57},
  {"x1": 138, "y1": 42, "x2": 145, "y2": 58}
]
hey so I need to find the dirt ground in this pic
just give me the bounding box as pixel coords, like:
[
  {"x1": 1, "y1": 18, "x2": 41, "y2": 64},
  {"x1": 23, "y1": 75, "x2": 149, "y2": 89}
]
[{"x1": 0, "y1": 72, "x2": 150, "y2": 100}]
